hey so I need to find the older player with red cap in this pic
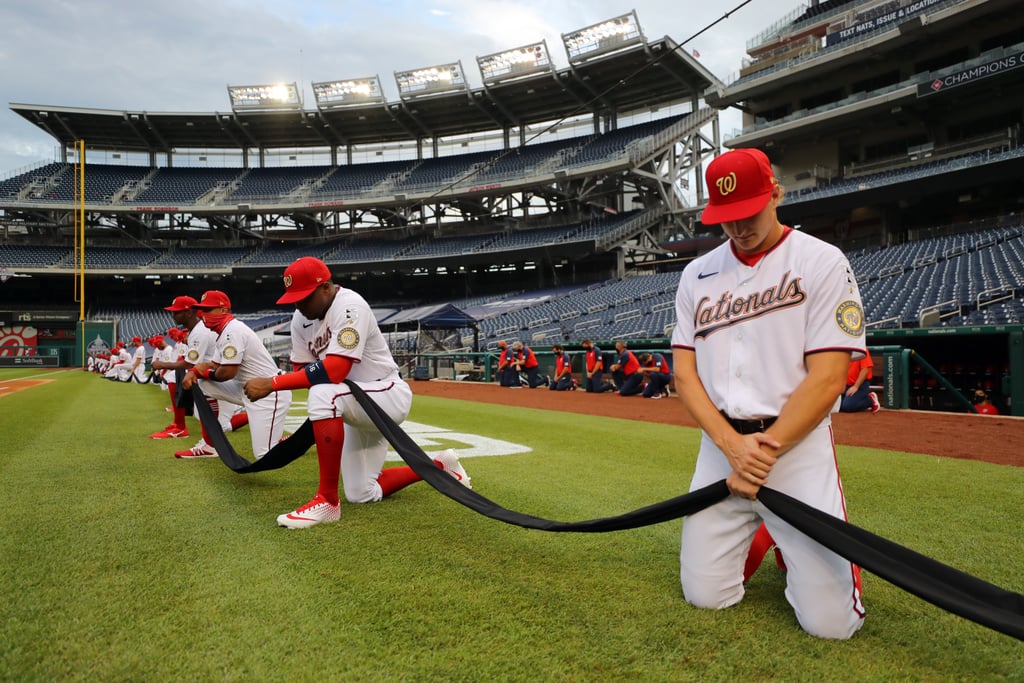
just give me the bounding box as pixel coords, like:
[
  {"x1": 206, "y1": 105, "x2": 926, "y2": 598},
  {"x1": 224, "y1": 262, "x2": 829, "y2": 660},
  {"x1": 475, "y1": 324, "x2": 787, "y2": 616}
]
[
  {"x1": 179, "y1": 290, "x2": 288, "y2": 460},
  {"x1": 671, "y1": 148, "x2": 867, "y2": 639},
  {"x1": 243, "y1": 256, "x2": 471, "y2": 529}
]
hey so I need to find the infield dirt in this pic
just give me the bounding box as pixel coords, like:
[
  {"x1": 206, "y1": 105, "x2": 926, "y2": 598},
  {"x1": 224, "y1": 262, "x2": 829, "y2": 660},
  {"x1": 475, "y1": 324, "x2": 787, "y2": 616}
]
[{"x1": 411, "y1": 380, "x2": 1022, "y2": 467}]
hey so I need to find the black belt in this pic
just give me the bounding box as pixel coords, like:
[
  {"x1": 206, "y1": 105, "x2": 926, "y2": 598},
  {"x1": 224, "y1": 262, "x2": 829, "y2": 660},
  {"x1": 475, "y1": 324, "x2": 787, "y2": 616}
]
[{"x1": 721, "y1": 411, "x2": 777, "y2": 435}]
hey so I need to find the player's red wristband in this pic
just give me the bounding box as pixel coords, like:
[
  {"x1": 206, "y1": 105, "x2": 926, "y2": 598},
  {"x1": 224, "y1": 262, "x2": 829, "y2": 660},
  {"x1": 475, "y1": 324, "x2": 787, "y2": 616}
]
[
  {"x1": 272, "y1": 371, "x2": 311, "y2": 391},
  {"x1": 204, "y1": 367, "x2": 219, "y2": 381}
]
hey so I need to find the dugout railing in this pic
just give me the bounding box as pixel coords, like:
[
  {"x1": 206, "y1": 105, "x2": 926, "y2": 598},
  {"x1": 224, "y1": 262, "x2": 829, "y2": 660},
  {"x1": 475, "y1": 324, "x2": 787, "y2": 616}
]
[{"x1": 411, "y1": 330, "x2": 1024, "y2": 417}]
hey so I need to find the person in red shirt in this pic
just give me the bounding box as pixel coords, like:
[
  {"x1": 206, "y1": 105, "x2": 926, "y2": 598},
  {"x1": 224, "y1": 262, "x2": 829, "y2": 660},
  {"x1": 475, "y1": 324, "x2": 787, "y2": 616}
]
[
  {"x1": 549, "y1": 343, "x2": 576, "y2": 391},
  {"x1": 610, "y1": 340, "x2": 643, "y2": 396},
  {"x1": 495, "y1": 340, "x2": 520, "y2": 387},
  {"x1": 839, "y1": 349, "x2": 879, "y2": 413},
  {"x1": 581, "y1": 339, "x2": 614, "y2": 393},
  {"x1": 638, "y1": 352, "x2": 672, "y2": 399},
  {"x1": 512, "y1": 341, "x2": 547, "y2": 388},
  {"x1": 972, "y1": 388, "x2": 1000, "y2": 415}
]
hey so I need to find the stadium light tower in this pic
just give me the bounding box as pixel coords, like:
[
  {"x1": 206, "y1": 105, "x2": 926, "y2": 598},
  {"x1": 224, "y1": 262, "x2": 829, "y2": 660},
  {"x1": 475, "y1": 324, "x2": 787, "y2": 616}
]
[
  {"x1": 227, "y1": 82, "x2": 302, "y2": 111},
  {"x1": 561, "y1": 11, "x2": 644, "y2": 64},
  {"x1": 477, "y1": 41, "x2": 554, "y2": 85},
  {"x1": 312, "y1": 76, "x2": 385, "y2": 110},
  {"x1": 394, "y1": 61, "x2": 467, "y2": 100}
]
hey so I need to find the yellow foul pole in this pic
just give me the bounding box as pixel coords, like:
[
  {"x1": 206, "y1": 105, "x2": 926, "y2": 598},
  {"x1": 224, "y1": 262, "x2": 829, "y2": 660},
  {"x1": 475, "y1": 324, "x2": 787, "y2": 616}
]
[{"x1": 74, "y1": 141, "x2": 86, "y2": 365}]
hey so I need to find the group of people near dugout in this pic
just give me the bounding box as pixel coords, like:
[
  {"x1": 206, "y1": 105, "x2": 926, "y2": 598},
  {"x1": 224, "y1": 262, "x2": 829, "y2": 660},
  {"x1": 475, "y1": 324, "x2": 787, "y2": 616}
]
[{"x1": 495, "y1": 337, "x2": 672, "y2": 399}]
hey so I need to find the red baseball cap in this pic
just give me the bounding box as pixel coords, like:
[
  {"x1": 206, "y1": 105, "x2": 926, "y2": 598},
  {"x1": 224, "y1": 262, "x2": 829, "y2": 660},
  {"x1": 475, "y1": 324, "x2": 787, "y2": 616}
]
[
  {"x1": 277, "y1": 257, "x2": 333, "y2": 304},
  {"x1": 701, "y1": 148, "x2": 776, "y2": 225},
  {"x1": 131, "y1": 336, "x2": 142, "y2": 345},
  {"x1": 150, "y1": 335, "x2": 164, "y2": 346},
  {"x1": 164, "y1": 295, "x2": 198, "y2": 312},
  {"x1": 193, "y1": 290, "x2": 232, "y2": 310}
]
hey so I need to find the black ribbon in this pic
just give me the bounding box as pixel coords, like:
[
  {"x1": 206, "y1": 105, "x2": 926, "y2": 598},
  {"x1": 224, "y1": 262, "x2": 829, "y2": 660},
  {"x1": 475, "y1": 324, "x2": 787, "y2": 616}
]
[{"x1": 188, "y1": 381, "x2": 1024, "y2": 640}]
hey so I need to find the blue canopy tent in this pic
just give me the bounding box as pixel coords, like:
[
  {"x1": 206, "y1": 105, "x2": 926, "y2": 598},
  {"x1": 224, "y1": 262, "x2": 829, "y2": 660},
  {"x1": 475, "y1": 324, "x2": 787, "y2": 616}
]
[{"x1": 378, "y1": 303, "x2": 481, "y2": 353}]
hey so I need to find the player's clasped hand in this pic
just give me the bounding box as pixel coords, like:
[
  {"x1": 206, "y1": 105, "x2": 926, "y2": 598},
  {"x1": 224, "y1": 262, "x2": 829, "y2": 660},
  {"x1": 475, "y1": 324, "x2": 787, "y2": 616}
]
[
  {"x1": 243, "y1": 377, "x2": 274, "y2": 402},
  {"x1": 723, "y1": 431, "x2": 780, "y2": 499}
]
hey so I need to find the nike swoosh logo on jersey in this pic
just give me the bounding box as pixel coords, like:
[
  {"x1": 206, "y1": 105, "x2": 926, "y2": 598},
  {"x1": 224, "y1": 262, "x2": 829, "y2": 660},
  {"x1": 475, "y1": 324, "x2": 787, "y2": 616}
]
[
  {"x1": 301, "y1": 322, "x2": 314, "y2": 328},
  {"x1": 697, "y1": 271, "x2": 719, "y2": 279}
]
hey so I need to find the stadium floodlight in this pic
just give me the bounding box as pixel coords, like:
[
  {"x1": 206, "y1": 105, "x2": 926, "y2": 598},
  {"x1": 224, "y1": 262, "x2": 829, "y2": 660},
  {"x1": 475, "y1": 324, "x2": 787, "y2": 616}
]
[
  {"x1": 394, "y1": 61, "x2": 467, "y2": 99},
  {"x1": 227, "y1": 82, "x2": 302, "y2": 111},
  {"x1": 562, "y1": 11, "x2": 644, "y2": 63},
  {"x1": 312, "y1": 76, "x2": 385, "y2": 109},
  {"x1": 478, "y1": 41, "x2": 553, "y2": 85}
]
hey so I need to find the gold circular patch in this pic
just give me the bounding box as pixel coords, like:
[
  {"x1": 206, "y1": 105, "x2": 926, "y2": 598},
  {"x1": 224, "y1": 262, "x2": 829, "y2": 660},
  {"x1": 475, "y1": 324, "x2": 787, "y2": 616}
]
[
  {"x1": 835, "y1": 301, "x2": 864, "y2": 337},
  {"x1": 337, "y1": 327, "x2": 359, "y2": 350},
  {"x1": 186, "y1": 349, "x2": 199, "y2": 363},
  {"x1": 223, "y1": 346, "x2": 238, "y2": 360}
]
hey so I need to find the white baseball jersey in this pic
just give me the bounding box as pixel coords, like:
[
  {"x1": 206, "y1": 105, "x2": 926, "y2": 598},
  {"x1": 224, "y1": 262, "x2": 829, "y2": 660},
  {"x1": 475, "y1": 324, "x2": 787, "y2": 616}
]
[
  {"x1": 157, "y1": 344, "x2": 177, "y2": 380},
  {"x1": 184, "y1": 320, "x2": 218, "y2": 367},
  {"x1": 672, "y1": 228, "x2": 865, "y2": 420},
  {"x1": 196, "y1": 317, "x2": 291, "y2": 459},
  {"x1": 289, "y1": 286, "x2": 400, "y2": 382},
  {"x1": 672, "y1": 227, "x2": 867, "y2": 639},
  {"x1": 211, "y1": 318, "x2": 281, "y2": 384},
  {"x1": 130, "y1": 345, "x2": 147, "y2": 381},
  {"x1": 289, "y1": 285, "x2": 412, "y2": 504}
]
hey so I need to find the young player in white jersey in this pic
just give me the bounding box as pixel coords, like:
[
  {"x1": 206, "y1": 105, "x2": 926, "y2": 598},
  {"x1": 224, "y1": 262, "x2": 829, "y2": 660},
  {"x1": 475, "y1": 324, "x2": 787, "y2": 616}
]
[
  {"x1": 243, "y1": 256, "x2": 471, "y2": 529},
  {"x1": 180, "y1": 290, "x2": 290, "y2": 460},
  {"x1": 671, "y1": 148, "x2": 867, "y2": 639}
]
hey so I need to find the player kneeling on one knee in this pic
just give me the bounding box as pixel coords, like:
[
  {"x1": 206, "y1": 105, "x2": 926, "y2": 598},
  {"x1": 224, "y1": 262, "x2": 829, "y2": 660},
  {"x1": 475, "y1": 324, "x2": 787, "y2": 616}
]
[{"x1": 243, "y1": 256, "x2": 472, "y2": 530}]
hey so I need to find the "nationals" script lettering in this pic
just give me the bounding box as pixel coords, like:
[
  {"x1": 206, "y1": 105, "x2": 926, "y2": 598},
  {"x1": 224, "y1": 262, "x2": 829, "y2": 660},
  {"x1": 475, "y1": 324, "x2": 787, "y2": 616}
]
[{"x1": 694, "y1": 270, "x2": 806, "y2": 339}]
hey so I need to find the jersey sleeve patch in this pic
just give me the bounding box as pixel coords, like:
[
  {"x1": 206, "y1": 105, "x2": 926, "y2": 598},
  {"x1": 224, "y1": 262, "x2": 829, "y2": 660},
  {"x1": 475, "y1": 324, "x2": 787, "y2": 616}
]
[
  {"x1": 835, "y1": 300, "x2": 865, "y2": 337},
  {"x1": 222, "y1": 345, "x2": 238, "y2": 360},
  {"x1": 337, "y1": 327, "x2": 360, "y2": 350}
]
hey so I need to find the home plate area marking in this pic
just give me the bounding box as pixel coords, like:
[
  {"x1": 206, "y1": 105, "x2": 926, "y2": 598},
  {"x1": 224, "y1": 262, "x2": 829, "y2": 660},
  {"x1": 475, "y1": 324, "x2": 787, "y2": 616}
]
[{"x1": 284, "y1": 405, "x2": 531, "y2": 460}]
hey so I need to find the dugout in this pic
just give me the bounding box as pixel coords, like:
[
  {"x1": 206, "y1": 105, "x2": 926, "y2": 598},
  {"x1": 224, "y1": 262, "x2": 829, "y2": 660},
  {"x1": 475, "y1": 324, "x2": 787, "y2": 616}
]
[{"x1": 868, "y1": 325, "x2": 1023, "y2": 416}]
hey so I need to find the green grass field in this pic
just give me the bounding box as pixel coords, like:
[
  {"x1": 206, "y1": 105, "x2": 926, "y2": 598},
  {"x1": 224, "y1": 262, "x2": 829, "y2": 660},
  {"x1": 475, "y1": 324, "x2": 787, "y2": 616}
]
[{"x1": 1, "y1": 369, "x2": 1022, "y2": 681}]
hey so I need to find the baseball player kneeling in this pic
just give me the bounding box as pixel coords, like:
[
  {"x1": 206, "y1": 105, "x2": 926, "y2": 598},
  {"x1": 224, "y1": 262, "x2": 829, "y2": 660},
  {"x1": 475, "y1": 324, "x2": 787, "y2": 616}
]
[
  {"x1": 244, "y1": 257, "x2": 471, "y2": 530},
  {"x1": 671, "y1": 149, "x2": 867, "y2": 639}
]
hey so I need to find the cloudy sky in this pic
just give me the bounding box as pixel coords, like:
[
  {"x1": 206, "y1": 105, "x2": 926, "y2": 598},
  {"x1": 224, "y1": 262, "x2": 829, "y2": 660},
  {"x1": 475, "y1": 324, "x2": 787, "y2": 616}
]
[{"x1": 0, "y1": 0, "x2": 789, "y2": 173}]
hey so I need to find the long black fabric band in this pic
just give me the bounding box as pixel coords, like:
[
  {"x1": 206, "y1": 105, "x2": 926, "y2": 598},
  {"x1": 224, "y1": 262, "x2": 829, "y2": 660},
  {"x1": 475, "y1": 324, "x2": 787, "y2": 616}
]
[
  {"x1": 189, "y1": 385, "x2": 314, "y2": 473},
  {"x1": 189, "y1": 381, "x2": 1024, "y2": 640},
  {"x1": 188, "y1": 384, "x2": 730, "y2": 525},
  {"x1": 757, "y1": 487, "x2": 1024, "y2": 641}
]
